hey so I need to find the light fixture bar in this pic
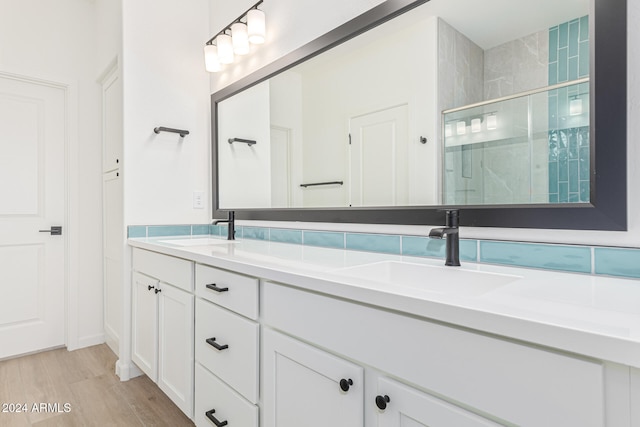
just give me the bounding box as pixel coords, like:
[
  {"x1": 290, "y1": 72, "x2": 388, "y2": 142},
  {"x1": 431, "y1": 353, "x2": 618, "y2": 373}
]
[{"x1": 205, "y1": 0, "x2": 264, "y2": 46}]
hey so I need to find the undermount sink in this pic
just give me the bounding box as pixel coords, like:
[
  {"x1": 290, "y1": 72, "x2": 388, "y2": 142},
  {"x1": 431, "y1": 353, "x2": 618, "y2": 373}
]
[
  {"x1": 159, "y1": 237, "x2": 239, "y2": 246},
  {"x1": 337, "y1": 261, "x2": 520, "y2": 296}
]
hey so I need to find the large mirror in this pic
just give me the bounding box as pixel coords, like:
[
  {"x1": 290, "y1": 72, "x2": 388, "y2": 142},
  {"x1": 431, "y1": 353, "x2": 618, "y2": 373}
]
[{"x1": 212, "y1": 0, "x2": 626, "y2": 230}]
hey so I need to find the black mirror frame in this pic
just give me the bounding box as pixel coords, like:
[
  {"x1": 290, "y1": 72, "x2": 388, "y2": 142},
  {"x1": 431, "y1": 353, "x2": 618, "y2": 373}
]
[{"x1": 211, "y1": 0, "x2": 626, "y2": 230}]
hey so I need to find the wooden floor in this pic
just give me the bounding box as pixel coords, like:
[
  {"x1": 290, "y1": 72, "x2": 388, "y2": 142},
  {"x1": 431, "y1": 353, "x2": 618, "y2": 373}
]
[{"x1": 0, "y1": 344, "x2": 194, "y2": 427}]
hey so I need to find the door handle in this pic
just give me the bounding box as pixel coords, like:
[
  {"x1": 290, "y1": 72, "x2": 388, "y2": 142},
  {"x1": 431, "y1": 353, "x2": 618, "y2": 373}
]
[{"x1": 39, "y1": 226, "x2": 62, "y2": 236}]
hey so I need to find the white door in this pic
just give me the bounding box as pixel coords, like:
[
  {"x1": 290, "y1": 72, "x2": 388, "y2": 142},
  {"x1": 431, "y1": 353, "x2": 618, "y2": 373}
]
[
  {"x1": 262, "y1": 328, "x2": 363, "y2": 427},
  {"x1": 270, "y1": 126, "x2": 291, "y2": 208},
  {"x1": 349, "y1": 105, "x2": 409, "y2": 206},
  {"x1": 376, "y1": 377, "x2": 503, "y2": 427},
  {"x1": 0, "y1": 74, "x2": 66, "y2": 359}
]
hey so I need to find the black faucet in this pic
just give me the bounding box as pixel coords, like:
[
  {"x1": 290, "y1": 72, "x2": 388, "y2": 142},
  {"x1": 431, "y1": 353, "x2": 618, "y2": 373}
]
[
  {"x1": 212, "y1": 211, "x2": 235, "y2": 240},
  {"x1": 428, "y1": 210, "x2": 460, "y2": 266}
]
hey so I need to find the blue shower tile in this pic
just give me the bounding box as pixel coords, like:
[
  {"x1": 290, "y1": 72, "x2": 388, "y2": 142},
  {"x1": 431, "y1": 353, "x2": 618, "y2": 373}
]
[
  {"x1": 595, "y1": 247, "x2": 640, "y2": 278},
  {"x1": 549, "y1": 193, "x2": 559, "y2": 203},
  {"x1": 559, "y1": 22, "x2": 569, "y2": 48},
  {"x1": 346, "y1": 233, "x2": 400, "y2": 255},
  {"x1": 569, "y1": 20, "x2": 580, "y2": 57},
  {"x1": 579, "y1": 41, "x2": 590, "y2": 77},
  {"x1": 558, "y1": 88, "x2": 568, "y2": 118},
  {"x1": 128, "y1": 226, "x2": 147, "y2": 238},
  {"x1": 548, "y1": 161, "x2": 558, "y2": 194},
  {"x1": 548, "y1": 62, "x2": 558, "y2": 85},
  {"x1": 568, "y1": 57, "x2": 579, "y2": 81},
  {"x1": 580, "y1": 180, "x2": 590, "y2": 202},
  {"x1": 270, "y1": 229, "x2": 303, "y2": 244},
  {"x1": 480, "y1": 241, "x2": 591, "y2": 273},
  {"x1": 558, "y1": 48, "x2": 568, "y2": 82},
  {"x1": 191, "y1": 224, "x2": 209, "y2": 235},
  {"x1": 569, "y1": 193, "x2": 580, "y2": 203},
  {"x1": 579, "y1": 15, "x2": 589, "y2": 42},
  {"x1": 303, "y1": 231, "x2": 344, "y2": 249},
  {"x1": 243, "y1": 226, "x2": 268, "y2": 240},
  {"x1": 147, "y1": 225, "x2": 191, "y2": 237},
  {"x1": 559, "y1": 182, "x2": 569, "y2": 203},
  {"x1": 558, "y1": 152, "x2": 568, "y2": 181},
  {"x1": 402, "y1": 236, "x2": 477, "y2": 262},
  {"x1": 579, "y1": 147, "x2": 590, "y2": 178},
  {"x1": 569, "y1": 160, "x2": 579, "y2": 192},
  {"x1": 549, "y1": 28, "x2": 558, "y2": 62},
  {"x1": 548, "y1": 96, "x2": 558, "y2": 130}
]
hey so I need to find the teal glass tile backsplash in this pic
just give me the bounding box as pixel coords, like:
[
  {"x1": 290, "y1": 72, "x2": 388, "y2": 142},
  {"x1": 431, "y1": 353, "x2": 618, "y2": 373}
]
[
  {"x1": 270, "y1": 228, "x2": 302, "y2": 245},
  {"x1": 402, "y1": 236, "x2": 477, "y2": 262},
  {"x1": 127, "y1": 222, "x2": 640, "y2": 280},
  {"x1": 480, "y1": 241, "x2": 591, "y2": 273},
  {"x1": 303, "y1": 231, "x2": 344, "y2": 249},
  {"x1": 346, "y1": 233, "x2": 400, "y2": 255},
  {"x1": 128, "y1": 226, "x2": 147, "y2": 238},
  {"x1": 147, "y1": 225, "x2": 191, "y2": 237},
  {"x1": 594, "y1": 248, "x2": 640, "y2": 278}
]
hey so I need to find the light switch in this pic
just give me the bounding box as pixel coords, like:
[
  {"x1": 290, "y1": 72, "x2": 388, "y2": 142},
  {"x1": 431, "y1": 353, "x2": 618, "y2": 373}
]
[{"x1": 193, "y1": 191, "x2": 204, "y2": 209}]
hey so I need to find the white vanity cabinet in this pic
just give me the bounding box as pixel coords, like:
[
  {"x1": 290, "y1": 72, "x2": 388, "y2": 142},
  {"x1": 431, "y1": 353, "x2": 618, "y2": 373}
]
[
  {"x1": 194, "y1": 263, "x2": 260, "y2": 427},
  {"x1": 262, "y1": 281, "x2": 607, "y2": 427},
  {"x1": 131, "y1": 249, "x2": 194, "y2": 419},
  {"x1": 262, "y1": 328, "x2": 364, "y2": 427}
]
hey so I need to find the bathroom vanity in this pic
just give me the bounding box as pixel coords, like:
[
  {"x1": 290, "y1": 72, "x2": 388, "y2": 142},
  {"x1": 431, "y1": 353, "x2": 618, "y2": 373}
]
[{"x1": 127, "y1": 236, "x2": 640, "y2": 427}]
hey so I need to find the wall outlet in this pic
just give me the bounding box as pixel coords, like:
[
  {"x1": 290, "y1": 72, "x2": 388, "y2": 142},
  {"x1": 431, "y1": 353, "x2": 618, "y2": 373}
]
[{"x1": 192, "y1": 191, "x2": 204, "y2": 209}]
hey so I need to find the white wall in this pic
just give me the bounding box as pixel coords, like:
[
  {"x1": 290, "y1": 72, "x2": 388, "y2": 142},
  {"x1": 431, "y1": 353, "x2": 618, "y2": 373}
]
[
  {"x1": 122, "y1": 0, "x2": 211, "y2": 225},
  {"x1": 1, "y1": 0, "x2": 105, "y2": 348}
]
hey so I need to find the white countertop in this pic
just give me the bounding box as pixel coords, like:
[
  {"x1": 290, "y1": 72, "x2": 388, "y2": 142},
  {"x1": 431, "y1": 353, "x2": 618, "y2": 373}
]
[{"x1": 129, "y1": 236, "x2": 640, "y2": 368}]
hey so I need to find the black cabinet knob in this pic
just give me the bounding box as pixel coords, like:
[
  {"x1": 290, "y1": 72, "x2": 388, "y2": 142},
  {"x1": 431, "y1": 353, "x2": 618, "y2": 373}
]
[
  {"x1": 375, "y1": 395, "x2": 390, "y2": 410},
  {"x1": 154, "y1": 288, "x2": 161, "y2": 294},
  {"x1": 339, "y1": 378, "x2": 353, "y2": 392},
  {"x1": 147, "y1": 285, "x2": 154, "y2": 291}
]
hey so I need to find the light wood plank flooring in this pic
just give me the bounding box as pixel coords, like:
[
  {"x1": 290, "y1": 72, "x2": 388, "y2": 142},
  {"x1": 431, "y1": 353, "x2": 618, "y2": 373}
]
[{"x1": 0, "y1": 344, "x2": 194, "y2": 427}]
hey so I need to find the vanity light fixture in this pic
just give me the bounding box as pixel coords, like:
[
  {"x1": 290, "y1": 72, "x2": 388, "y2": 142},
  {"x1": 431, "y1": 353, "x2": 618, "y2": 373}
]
[
  {"x1": 204, "y1": 44, "x2": 221, "y2": 72},
  {"x1": 204, "y1": 1, "x2": 265, "y2": 72},
  {"x1": 569, "y1": 95, "x2": 583, "y2": 116},
  {"x1": 456, "y1": 121, "x2": 466, "y2": 135},
  {"x1": 471, "y1": 118, "x2": 481, "y2": 133},
  {"x1": 445, "y1": 124, "x2": 453, "y2": 137},
  {"x1": 486, "y1": 114, "x2": 497, "y2": 130}
]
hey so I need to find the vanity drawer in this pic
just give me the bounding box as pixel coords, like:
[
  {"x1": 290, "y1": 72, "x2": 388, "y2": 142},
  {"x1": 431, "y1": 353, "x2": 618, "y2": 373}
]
[
  {"x1": 195, "y1": 363, "x2": 258, "y2": 427},
  {"x1": 195, "y1": 263, "x2": 258, "y2": 319},
  {"x1": 195, "y1": 298, "x2": 259, "y2": 403},
  {"x1": 132, "y1": 248, "x2": 193, "y2": 292}
]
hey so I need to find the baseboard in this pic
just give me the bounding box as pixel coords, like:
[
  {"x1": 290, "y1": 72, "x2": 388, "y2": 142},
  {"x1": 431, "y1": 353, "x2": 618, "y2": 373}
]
[
  {"x1": 68, "y1": 333, "x2": 105, "y2": 351},
  {"x1": 115, "y1": 359, "x2": 143, "y2": 381}
]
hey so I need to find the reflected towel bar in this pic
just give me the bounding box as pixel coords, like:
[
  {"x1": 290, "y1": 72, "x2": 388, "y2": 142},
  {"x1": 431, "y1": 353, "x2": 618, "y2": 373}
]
[
  {"x1": 300, "y1": 181, "x2": 344, "y2": 188},
  {"x1": 154, "y1": 127, "x2": 189, "y2": 137},
  {"x1": 228, "y1": 138, "x2": 257, "y2": 146}
]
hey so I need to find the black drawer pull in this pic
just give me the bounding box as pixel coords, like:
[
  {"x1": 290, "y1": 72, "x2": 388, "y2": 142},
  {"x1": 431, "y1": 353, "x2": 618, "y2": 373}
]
[
  {"x1": 147, "y1": 285, "x2": 155, "y2": 291},
  {"x1": 339, "y1": 378, "x2": 353, "y2": 392},
  {"x1": 206, "y1": 283, "x2": 229, "y2": 293},
  {"x1": 206, "y1": 337, "x2": 229, "y2": 351},
  {"x1": 375, "y1": 395, "x2": 390, "y2": 410},
  {"x1": 205, "y1": 409, "x2": 228, "y2": 427}
]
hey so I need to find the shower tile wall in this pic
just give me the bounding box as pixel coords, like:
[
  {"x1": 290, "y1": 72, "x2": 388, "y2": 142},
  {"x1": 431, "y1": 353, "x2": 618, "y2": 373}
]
[{"x1": 548, "y1": 16, "x2": 589, "y2": 203}]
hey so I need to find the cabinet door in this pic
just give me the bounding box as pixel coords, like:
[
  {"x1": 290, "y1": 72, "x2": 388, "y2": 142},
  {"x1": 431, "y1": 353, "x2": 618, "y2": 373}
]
[
  {"x1": 132, "y1": 272, "x2": 158, "y2": 381},
  {"x1": 262, "y1": 328, "x2": 363, "y2": 427},
  {"x1": 102, "y1": 67, "x2": 122, "y2": 172},
  {"x1": 158, "y1": 283, "x2": 194, "y2": 419},
  {"x1": 376, "y1": 377, "x2": 503, "y2": 427}
]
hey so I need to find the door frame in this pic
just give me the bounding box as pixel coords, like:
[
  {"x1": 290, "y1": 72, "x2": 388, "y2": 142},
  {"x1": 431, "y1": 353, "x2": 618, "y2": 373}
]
[{"x1": 0, "y1": 69, "x2": 79, "y2": 351}]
